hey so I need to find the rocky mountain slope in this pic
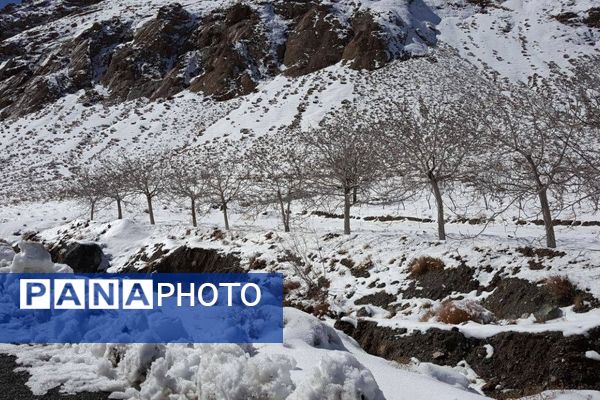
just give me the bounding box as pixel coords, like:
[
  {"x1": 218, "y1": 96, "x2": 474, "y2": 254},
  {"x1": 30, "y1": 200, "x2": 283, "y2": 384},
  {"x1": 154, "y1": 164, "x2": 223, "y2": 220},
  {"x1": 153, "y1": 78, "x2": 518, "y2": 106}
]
[
  {"x1": 0, "y1": 0, "x2": 438, "y2": 119},
  {"x1": 0, "y1": 0, "x2": 599, "y2": 203}
]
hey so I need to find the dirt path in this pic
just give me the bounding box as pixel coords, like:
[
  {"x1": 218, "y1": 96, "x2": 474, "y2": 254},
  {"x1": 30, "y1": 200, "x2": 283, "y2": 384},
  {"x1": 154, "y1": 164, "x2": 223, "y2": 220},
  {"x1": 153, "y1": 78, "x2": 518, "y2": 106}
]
[{"x1": 0, "y1": 354, "x2": 109, "y2": 400}]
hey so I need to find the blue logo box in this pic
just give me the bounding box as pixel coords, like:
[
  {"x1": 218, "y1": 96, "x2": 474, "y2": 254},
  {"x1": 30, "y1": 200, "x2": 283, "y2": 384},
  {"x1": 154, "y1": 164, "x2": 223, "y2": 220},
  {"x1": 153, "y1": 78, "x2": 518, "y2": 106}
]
[{"x1": 0, "y1": 273, "x2": 283, "y2": 344}]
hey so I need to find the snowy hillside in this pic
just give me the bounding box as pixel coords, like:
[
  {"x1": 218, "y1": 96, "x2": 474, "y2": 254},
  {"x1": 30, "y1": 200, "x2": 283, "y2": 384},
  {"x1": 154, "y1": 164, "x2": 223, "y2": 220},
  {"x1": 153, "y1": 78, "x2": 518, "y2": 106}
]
[
  {"x1": 0, "y1": 0, "x2": 599, "y2": 399},
  {"x1": 1, "y1": 0, "x2": 599, "y2": 202}
]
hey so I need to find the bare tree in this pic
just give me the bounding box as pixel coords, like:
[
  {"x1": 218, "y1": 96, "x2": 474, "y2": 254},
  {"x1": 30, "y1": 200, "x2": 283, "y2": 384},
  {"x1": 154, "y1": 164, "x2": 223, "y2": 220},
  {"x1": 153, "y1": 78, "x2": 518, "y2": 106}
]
[
  {"x1": 121, "y1": 153, "x2": 168, "y2": 225},
  {"x1": 63, "y1": 166, "x2": 104, "y2": 220},
  {"x1": 198, "y1": 144, "x2": 249, "y2": 231},
  {"x1": 166, "y1": 152, "x2": 205, "y2": 227},
  {"x1": 480, "y1": 83, "x2": 592, "y2": 248},
  {"x1": 563, "y1": 56, "x2": 600, "y2": 130},
  {"x1": 377, "y1": 92, "x2": 481, "y2": 241},
  {"x1": 558, "y1": 58, "x2": 600, "y2": 203},
  {"x1": 299, "y1": 107, "x2": 385, "y2": 235},
  {"x1": 244, "y1": 131, "x2": 309, "y2": 232},
  {"x1": 97, "y1": 158, "x2": 131, "y2": 220}
]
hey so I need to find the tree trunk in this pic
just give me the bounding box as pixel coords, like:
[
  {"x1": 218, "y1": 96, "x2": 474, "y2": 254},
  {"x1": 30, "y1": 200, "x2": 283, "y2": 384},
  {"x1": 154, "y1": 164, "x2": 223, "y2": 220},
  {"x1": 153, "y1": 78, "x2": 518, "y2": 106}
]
[
  {"x1": 90, "y1": 200, "x2": 95, "y2": 221},
  {"x1": 538, "y1": 188, "x2": 557, "y2": 248},
  {"x1": 116, "y1": 198, "x2": 123, "y2": 220},
  {"x1": 146, "y1": 195, "x2": 155, "y2": 225},
  {"x1": 222, "y1": 202, "x2": 230, "y2": 231},
  {"x1": 285, "y1": 198, "x2": 292, "y2": 233},
  {"x1": 277, "y1": 190, "x2": 290, "y2": 232},
  {"x1": 352, "y1": 187, "x2": 358, "y2": 205},
  {"x1": 525, "y1": 155, "x2": 557, "y2": 248},
  {"x1": 343, "y1": 187, "x2": 352, "y2": 235},
  {"x1": 429, "y1": 176, "x2": 446, "y2": 241},
  {"x1": 191, "y1": 197, "x2": 197, "y2": 227}
]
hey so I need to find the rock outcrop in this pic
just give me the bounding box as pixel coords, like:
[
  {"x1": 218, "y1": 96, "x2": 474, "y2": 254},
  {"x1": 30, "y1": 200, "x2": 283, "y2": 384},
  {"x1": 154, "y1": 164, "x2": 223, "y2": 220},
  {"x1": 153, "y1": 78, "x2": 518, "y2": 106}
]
[{"x1": 0, "y1": 0, "x2": 440, "y2": 118}]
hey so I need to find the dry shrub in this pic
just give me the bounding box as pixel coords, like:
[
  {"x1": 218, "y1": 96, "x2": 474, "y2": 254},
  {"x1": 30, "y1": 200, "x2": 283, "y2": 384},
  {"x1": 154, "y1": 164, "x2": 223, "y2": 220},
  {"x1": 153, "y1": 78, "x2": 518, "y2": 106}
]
[
  {"x1": 312, "y1": 302, "x2": 330, "y2": 317},
  {"x1": 436, "y1": 299, "x2": 495, "y2": 325},
  {"x1": 544, "y1": 276, "x2": 576, "y2": 305},
  {"x1": 249, "y1": 256, "x2": 267, "y2": 270},
  {"x1": 317, "y1": 276, "x2": 331, "y2": 289},
  {"x1": 210, "y1": 228, "x2": 225, "y2": 240},
  {"x1": 283, "y1": 280, "x2": 301, "y2": 295},
  {"x1": 409, "y1": 256, "x2": 445, "y2": 277}
]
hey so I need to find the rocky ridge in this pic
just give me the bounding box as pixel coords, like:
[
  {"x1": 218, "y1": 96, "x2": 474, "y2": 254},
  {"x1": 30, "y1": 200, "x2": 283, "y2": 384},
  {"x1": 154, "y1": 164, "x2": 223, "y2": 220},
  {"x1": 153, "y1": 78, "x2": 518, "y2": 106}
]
[{"x1": 0, "y1": 0, "x2": 439, "y2": 119}]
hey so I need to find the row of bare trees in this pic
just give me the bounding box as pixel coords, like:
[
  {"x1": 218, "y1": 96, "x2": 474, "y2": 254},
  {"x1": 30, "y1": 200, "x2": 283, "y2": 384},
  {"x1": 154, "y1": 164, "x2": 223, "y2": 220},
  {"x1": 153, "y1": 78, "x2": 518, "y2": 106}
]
[{"x1": 62, "y1": 58, "x2": 599, "y2": 248}]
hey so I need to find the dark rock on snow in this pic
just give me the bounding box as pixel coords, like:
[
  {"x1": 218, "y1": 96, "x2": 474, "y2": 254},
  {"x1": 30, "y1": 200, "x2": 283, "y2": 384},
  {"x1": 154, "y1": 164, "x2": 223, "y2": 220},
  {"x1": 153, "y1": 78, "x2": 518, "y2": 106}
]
[{"x1": 49, "y1": 241, "x2": 106, "y2": 273}]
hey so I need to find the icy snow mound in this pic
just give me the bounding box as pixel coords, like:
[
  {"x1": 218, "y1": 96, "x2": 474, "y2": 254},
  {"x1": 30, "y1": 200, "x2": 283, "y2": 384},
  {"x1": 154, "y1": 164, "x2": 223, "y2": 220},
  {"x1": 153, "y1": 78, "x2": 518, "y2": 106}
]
[
  {"x1": 0, "y1": 242, "x2": 15, "y2": 268},
  {"x1": 416, "y1": 362, "x2": 472, "y2": 391},
  {"x1": 2, "y1": 309, "x2": 387, "y2": 400},
  {"x1": 284, "y1": 307, "x2": 346, "y2": 350},
  {"x1": 113, "y1": 344, "x2": 296, "y2": 400},
  {"x1": 289, "y1": 351, "x2": 385, "y2": 400},
  {"x1": 0, "y1": 241, "x2": 72, "y2": 273}
]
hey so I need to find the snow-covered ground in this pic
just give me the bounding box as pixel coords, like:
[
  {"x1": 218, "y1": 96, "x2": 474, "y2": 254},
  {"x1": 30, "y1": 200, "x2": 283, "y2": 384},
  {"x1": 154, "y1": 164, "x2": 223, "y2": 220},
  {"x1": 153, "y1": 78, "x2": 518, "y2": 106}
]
[
  {"x1": 1, "y1": 0, "x2": 599, "y2": 398},
  {"x1": 1, "y1": 193, "x2": 599, "y2": 399},
  {"x1": 0, "y1": 309, "x2": 492, "y2": 400}
]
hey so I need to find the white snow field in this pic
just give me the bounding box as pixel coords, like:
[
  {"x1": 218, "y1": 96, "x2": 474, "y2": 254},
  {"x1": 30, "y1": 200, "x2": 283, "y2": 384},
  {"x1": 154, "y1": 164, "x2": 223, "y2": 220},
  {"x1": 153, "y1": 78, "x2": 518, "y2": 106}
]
[
  {"x1": 0, "y1": 194, "x2": 599, "y2": 399},
  {"x1": 1, "y1": 0, "x2": 599, "y2": 398}
]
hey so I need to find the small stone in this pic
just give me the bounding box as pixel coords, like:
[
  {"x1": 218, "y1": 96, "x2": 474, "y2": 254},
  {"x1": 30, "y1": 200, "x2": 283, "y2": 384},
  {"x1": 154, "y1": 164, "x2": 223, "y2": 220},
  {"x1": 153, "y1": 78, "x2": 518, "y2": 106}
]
[{"x1": 534, "y1": 305, "x2": 563, "y2": 322}]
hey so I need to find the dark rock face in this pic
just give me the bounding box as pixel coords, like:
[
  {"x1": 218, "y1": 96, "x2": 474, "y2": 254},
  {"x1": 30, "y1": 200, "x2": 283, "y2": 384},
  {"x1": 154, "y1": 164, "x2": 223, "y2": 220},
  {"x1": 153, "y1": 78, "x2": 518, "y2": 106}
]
[
  {"x1": 69, "y1": 19, "x2": 133, "y2": 89},
  {"x1": 187, "y1": 3, "x2": 274, "y2": 100},
  {"x1": 339, "y1": 320, "x2": 600, "y2": 398},
  {"x1": 0, "y1": 16, "x2": 132, "y2": 118},
  {"x1": 0, "y1": 0, "x2": 103, "y2": 42},
  {"x1": 555, "y1": 8, "x2": 600, "y2": 29},
  {"x1": 130, "y1": 245, "x2": 243, "y2": 273},
  {"x1": 49, "y1": 241, "x2": 106, "y2": 273},
  {"x1": 103, "y1": 3, "x2": 195, "y2": 100},
  {"x1": 0, "y1": 0, "x2": 440, "y2": 118},
  {"x1": 282, "y1": 5, "x2": 349, "y2": 77},
  {"x1": 342, "y1": 13, "x2": 389, "y2": 70},
  {"x1": 402, "y1": 264, "x2": 480, "y2": 300}
]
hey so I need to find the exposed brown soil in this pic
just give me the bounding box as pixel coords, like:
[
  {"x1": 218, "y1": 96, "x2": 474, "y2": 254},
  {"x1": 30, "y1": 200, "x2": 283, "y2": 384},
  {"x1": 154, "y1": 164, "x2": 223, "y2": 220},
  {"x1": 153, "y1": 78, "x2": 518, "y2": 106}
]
[
  {"x1": 338, "y1": 320, "x2": 600, "y2": 398},
  {"x1": 402, "y1": 264, "x2": 480, "y2": 300},
  {"x1": 483, "y1": 277, "x2": 598, "y2": 321},
  {"x1": 122, "y1": 245, "x2": 242, "y2": 273},
  {"x1": 355, "y1": 291, "x2": 397, "y2": 309}
]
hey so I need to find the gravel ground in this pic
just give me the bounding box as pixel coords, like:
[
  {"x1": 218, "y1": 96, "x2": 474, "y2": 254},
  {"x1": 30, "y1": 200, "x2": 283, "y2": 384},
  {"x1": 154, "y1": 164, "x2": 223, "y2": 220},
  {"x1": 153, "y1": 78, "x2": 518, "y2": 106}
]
[{"x1": 0, "y1": 354, "x2": 109, "y2": 400}]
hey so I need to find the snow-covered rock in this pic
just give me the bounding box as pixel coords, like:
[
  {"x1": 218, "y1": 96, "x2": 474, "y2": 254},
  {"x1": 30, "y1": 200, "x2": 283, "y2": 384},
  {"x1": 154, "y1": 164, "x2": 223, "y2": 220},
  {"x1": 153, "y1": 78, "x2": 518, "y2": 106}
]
[{"x1": 0, "y1": 241, "x2": 72, "y2": 273}]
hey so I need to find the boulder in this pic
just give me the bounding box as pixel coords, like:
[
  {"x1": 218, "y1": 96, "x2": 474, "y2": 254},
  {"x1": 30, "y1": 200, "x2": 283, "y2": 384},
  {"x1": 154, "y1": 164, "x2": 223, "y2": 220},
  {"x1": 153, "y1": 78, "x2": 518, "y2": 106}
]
[
  {"x1": 61, "y1": 242, "x2": 106, "y2": 273},
  {"x1": 534, "y1": 305, "x2": 563, "y2": 323}
]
